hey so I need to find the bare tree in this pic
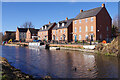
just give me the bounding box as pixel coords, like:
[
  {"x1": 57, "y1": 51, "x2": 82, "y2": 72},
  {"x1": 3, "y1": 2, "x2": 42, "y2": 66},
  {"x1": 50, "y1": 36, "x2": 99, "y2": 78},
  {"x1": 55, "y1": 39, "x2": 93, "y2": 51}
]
[
  {"x1": 113, "y1": 15, "x2": 119, "y2": 27},
  {"x1": 21, "y1": 22, "x2": 34, "y2": 28}
]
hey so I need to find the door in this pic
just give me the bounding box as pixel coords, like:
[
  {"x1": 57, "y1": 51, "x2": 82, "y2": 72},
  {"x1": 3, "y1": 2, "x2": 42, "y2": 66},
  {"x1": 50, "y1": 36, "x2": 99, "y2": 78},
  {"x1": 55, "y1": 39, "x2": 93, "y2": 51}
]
[
  {"x1": 75, "y1": 35, "x2": 77, "y2": 42},
  {"x1": 91, "y1": 34, "x2": 93, "y2": 41},
  {"x1": 53, "y1": 35, "x2": 55, "y2": 41}
]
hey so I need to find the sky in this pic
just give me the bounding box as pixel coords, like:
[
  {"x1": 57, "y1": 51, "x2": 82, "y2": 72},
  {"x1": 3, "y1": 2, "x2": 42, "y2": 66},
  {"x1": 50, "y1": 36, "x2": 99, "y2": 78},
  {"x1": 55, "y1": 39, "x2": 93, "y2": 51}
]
[{"x1": 2, "y1": 2, "x2": 118, "y2": 33}]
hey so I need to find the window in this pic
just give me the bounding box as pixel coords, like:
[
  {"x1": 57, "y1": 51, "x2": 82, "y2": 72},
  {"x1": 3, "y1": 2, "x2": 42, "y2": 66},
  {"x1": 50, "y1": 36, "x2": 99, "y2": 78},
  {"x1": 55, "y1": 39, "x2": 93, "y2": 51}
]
[
  {"x1": 85, "y1": 35, "x2": 88, "y2": 39},
  {"x1": 91, "y1": 26, "x2": 93, "y2": 31},
  {"x1": 91, "y1": 17, "x2": 93, "y2": 22},
  {"x1": 86, "y1": 26, "x2": 88, "y2": 32},
  {"x1": 62, "y1": 23, "x2": 64, "y2": 27},
  {"x1": 79, "y1": 26, "x2": 81, "y2": 32},
  {"x1": 56, "y1": 37, "x2": 58, "y2": 40},
  {"x1": 75, "y1": 27, "x2": 77, "y2": 33},
  {"x1": 58, "y1": 23, "x2": 60, "y2": 27},
  {"x1": 60, "y1": 36, "x2": 62, "y2": 40},
  {"x1": 79, "y1": 35, "x2": 81, "y2": 40},
  {"x1": 107, "y1": 26, "x2": 109, "y2": 31},
  {"x1": 75, "y1": 21, "x2": 77, "y2": 24},
  {"x1": 53, "y1": 31, "x2": 55, "y2": 34},
  {"x1": 85, "y1": 19, "x2": 88, "y2": 22},
  {"x1": 100, "y1": 34, "x2": 102, "y2": 39},
  {"x1": 61, "y1": 30, "x2": 62, "y2": 33},
  {"x1": 79, "y1": 20, "x2": 81, "y2": 23},
  {"x1": 64, "y1": 30, "x2": 65, "y2": 33},
  {"x1": 56, "y1": 31, "x2": 57, "y2": 34}
]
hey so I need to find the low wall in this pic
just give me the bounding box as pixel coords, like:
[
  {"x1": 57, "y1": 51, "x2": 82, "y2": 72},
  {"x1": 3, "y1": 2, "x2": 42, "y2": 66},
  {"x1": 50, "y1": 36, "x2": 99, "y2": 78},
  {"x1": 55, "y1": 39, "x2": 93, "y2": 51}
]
[{"x1": 49, "y1": 44, "x2": 83, "y2": 48}]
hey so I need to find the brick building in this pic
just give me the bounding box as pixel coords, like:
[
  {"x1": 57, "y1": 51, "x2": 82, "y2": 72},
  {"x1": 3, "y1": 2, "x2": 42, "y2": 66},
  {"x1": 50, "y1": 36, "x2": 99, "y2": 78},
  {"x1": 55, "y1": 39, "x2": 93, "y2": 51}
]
[
  {"x1": 52, "y1": 17, "x2": 74, "y2": 42},
  {"x1": 4, "y1": 31, "x2": 16, "y2": 36},
  {"x1": 26, "y1": 28, "x2": 39, "y2": 42},
  {"x1": 38, "y1": 22, "x2": 56, "y2": 41},
  {"x1": 73, "y1": 4, "x2": 112, "y2": 42},
  {"x1": 16, "y1": 27, "x2": 28, "y2": 41}
]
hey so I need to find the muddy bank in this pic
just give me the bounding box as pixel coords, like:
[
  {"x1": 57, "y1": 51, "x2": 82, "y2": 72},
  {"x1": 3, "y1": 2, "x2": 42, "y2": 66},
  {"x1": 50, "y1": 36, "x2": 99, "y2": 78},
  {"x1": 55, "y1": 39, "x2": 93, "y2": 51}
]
[
  {"x1": 0, "y1": 57, "x2": 46, "y2": 80},
  {"x1": 96, "y1": 37, "x2": 120, "y2": 57}
]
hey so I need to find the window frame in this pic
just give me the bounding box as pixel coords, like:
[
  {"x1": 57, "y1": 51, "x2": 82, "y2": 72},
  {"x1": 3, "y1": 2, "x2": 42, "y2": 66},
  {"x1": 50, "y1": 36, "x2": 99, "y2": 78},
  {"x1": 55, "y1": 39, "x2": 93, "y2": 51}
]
[{"x1": 79, "y1": 35, "x2": 81, "y2": 40}]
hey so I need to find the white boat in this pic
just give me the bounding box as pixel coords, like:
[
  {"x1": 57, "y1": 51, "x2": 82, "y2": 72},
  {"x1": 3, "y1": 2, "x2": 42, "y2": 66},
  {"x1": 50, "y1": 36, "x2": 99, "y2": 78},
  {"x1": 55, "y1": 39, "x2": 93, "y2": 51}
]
[
  {"x1": 83, "y1": 45, "x2": 95, "y2": 50},
  {"x1": 49, "y1": 47, "x2": 60, "y2": 50}
]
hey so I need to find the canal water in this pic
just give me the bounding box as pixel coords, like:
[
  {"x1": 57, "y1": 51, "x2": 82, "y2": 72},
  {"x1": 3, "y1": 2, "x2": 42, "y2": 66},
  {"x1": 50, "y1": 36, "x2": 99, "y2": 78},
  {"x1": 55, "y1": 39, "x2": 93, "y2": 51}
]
[{"x1": 1, "y1": 46, "x2": 120, "y2": 78}]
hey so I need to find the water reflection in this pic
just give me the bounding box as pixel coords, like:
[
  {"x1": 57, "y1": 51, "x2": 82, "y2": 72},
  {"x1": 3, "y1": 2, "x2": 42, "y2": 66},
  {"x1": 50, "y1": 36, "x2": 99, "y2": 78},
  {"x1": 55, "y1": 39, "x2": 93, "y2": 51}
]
[{"x1": 2, "y1": 46, "x2": 119, "y2": 78}]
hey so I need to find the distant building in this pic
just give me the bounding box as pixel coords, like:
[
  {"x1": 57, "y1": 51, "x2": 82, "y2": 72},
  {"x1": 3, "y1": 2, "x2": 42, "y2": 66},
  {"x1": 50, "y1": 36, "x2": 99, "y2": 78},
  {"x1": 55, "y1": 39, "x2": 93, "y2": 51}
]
[
  {"x1": 72, "y1": 4, "x2": 112, "y2": 42},
  {"x1": 16, "y1": 27, "x2": 28, "y2": 41},
  {"x1": 26, "y1": 28, "x2": 39, "y2": 42},
  {"x1": 4, "y1": 31, "x2": 16, "y2": 36},
  {"x1": 38, "y1": 22, "x2": 56, "y2": 41},
  {"x1": 52, "y1": 17, "x2": 74, "y2": 42}
]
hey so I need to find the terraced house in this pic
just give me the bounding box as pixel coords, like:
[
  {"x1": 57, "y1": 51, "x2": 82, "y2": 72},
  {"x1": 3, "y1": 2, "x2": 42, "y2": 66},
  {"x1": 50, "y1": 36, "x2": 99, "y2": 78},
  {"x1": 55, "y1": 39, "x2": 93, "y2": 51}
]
[
  {"x1": 52, "y1": 17, "x2": 74, "y2": 42},
  {"x1": 16, "y1": 27, "x2": 28, "y2": 41},
  {"x1": 38, "y1": 22, "x2": 56, "y2": 41},
  {"x1": 73, "y1": 4, "x2": 112, "y2": 42},
  {"x1": 26, "y1": 28, "x2": 39, "y2": 42}
]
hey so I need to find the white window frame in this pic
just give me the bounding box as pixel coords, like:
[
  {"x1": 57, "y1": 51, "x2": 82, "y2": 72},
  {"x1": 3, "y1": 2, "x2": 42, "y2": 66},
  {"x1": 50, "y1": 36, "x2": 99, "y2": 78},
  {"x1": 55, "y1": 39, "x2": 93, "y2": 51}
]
[
  {"x1": 56, "y1": 30, "x2": 58, "y2": 34},
  {"x1": 62, "y1": 23, "x2": 64, "y2": 27},
  {"x1": 56, "y1": 37, "x2": 58, "y2": 40},
  {"x1": 91, "y1": 26, "x2": 93, "y2": 31},
  {"x1": 75, "y1": 20, "x2": 77, "y2": 24},
  {"x1": 79, "y1": 35, "x2": 81, "y2": 40},
  {"x1": 53, "y1": 31, "x2": 55, "y2": 34},
  {"x1": 79, "y1": 26, "x2": 81, "y2": 32},
  {"x1": 86, "y1": 26, "x2": 88, "y2": 32},
  {"x1": 79, "y1": 20, "x2": 81, "y2": 23},
  {"x1": 64, "y1": 30, "x2": 65, "y2": 33},
  {"x1": 61, "y1": 30, "x2": 62, "y2": 33},
  {"x1": 85, "y1": 19, "x2": 88, "y2": 22},
  {"x1": 91, "y1": 17, "x2": 93, "y2": 22},
  {"x1": 85, "y1": 35, "x2": 88, "y2": 39},
  {"x1": 75, "y1": 27, "x2": 77, "y2": 33},
  {"x1": 58, "y1": 23, "x2": 59, "y2": 27}
]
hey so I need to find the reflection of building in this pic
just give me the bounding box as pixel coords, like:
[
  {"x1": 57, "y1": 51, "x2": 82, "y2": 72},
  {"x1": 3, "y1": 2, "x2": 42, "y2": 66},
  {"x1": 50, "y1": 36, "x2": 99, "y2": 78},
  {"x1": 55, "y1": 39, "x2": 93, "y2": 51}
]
[
  {"x1": 16, "y1": 27, "x2": 28, "y2": 41},
  {"x1": 26, "y1": 28, "x2": 39, "y2": 42},
  {"x1": 52, "y1": 17, "x2": 74, "y2": 42},
  {"x1": 38, "y1": 22, "x2": 56, "y2": 41},
  {"x1": 73, "y1": 4, "x2": 112, "y2": 42}
]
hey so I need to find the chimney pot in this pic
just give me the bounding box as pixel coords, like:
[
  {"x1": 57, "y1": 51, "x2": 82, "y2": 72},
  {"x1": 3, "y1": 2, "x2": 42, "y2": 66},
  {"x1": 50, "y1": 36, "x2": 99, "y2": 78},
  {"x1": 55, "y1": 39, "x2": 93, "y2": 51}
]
[
  {"x1": 66, "y1": 17, "x2": 68, "y2": 20},
  {"x1": 49, "y1": 21, "x2": 51, "y2": 24},
  {"x1": 102, "y1": 3, "x2": 105, "y2": 7},
  {"x1": 80, "y1": 10, "x2": 83, "y2": 13}
]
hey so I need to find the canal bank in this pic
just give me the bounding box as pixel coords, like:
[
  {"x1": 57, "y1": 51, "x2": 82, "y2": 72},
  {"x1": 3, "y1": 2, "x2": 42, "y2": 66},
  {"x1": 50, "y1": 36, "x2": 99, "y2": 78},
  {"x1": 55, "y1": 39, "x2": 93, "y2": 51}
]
[
  {"x1": 0, "y1": 56, "x2": 52, "y2": 80},
  {"x1": 0, "y1": 56, "x2": 35, "y2": 80}
]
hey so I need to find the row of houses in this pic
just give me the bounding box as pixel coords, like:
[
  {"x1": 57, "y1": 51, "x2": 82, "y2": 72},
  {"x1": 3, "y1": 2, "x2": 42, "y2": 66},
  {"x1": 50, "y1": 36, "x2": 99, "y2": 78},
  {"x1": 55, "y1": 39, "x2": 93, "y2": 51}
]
[{"x1": 15, "y1": 4, "x2": 112, "y2": 42}]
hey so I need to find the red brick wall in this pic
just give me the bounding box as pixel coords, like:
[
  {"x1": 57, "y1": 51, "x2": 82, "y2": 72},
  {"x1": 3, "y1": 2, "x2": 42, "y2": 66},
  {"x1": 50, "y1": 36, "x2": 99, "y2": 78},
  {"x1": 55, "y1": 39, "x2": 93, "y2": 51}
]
[
  {"x1": 73, "y1": 16, "x2": 96, "y2": 41},
  {"x1": 52, "y1": 28, "x2": 68, "y2": 41},
  {"x1": 96, "y1": 7, "x2": 112, "y2": 41}
]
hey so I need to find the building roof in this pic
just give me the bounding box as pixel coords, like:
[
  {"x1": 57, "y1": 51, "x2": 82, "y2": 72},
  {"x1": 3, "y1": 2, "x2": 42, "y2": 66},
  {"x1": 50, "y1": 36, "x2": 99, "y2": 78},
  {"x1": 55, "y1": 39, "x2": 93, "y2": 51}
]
[
  {"x1": 53, "y1": 18, "x2": 75, "y2": 30},
  {"x1": 5, "y1": 31, "x2": 16, "y2": 33},
  {"x1": 75, "y1": 7, "x2": 103, "y2": 19},
  {"x1": 39, "y1": 22, "x2": 55, "y2": 32},
  {"x1": 17, "y1": 28, "x2": 28, "y2": 32},
  {"x1": 29, "y1": 28, "x2": 39, "y2": 34}
]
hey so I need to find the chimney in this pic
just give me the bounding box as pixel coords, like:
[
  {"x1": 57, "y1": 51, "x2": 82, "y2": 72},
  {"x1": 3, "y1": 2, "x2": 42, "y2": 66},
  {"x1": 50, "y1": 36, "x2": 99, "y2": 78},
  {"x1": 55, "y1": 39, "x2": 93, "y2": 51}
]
[
  {"x1": 102, "y1": 3, "x2": 105, "y2": 7},
  {"x1": 80, "y1": 10, "x2": 83, "y2": 13},
  {"x1": 49, "y1": 21, "x2": 51, "y2": 24},
  {"x1": 66, "y1": 17, "x2": 68, "y2": 20}
]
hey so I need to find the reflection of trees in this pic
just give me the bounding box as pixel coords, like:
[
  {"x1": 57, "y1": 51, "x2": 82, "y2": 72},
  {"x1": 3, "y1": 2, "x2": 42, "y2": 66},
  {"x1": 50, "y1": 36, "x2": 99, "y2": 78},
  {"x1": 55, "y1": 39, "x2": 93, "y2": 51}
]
[{"x1": 95, "y1": 55, "x2": 119, "y2": 78}]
